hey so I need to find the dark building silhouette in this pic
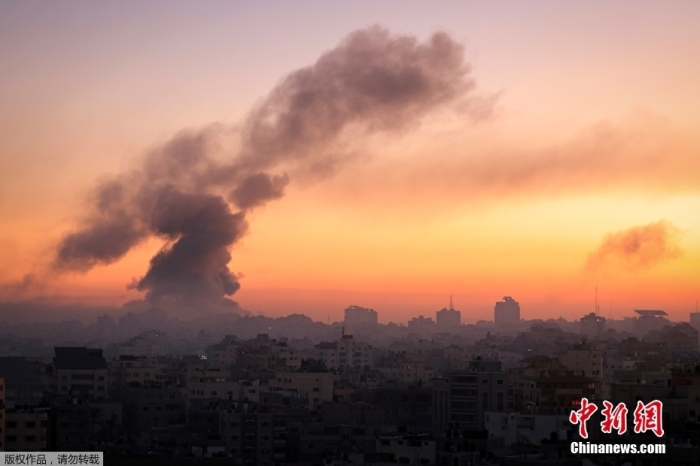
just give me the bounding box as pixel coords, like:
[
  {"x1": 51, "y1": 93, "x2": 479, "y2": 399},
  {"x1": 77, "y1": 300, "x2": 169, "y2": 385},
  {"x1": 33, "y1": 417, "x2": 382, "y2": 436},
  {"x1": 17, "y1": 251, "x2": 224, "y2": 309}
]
[
  {"x1": 494, "y1": 296, "x2": 520, "y2": 324},
  {"x1": 436, "y1": 307, "x2": 460, "y2": 328},
  {"x1": 580, "y1": 312, "x2": 606, "y2": 338},
  {"x1": 344, "y1": 306, "x2": 378, "y2": 326}
]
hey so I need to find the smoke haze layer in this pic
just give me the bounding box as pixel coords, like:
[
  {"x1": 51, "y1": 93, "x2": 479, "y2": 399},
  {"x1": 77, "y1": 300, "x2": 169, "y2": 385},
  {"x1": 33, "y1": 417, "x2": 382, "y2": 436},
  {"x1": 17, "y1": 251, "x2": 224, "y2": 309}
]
[
  {"x1": 586, "y1": 220, "x2": 683, "y2": 272},
  {"x1": 51, "y1": 26, "x2": 488, "y2": 311}
]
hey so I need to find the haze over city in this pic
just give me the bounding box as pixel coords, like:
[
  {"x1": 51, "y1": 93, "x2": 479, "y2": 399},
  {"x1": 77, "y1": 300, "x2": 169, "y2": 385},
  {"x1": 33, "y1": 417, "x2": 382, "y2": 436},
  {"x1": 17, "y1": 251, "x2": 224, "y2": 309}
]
[{"x1": 1, "y1": 1, "x2": 699, "y2": 324}]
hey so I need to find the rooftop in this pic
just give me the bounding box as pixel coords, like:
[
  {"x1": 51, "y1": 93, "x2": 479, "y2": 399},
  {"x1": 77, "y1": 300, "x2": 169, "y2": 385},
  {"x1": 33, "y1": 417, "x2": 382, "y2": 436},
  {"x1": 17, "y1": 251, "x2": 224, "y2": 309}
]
[{"x1": 635, "y1": 310, "x2": 668, "y2": 316}]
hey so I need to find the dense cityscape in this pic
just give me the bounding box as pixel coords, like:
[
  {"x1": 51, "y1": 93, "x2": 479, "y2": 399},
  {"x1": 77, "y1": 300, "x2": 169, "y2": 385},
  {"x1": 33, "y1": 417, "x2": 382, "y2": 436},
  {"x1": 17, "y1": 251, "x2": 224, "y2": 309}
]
[
  {"x1": 2, "y1": 2, "x2": 700, "y2": 466},
  {"x1": 1, "y1": 298, "x2": 700, "y2": 465}
]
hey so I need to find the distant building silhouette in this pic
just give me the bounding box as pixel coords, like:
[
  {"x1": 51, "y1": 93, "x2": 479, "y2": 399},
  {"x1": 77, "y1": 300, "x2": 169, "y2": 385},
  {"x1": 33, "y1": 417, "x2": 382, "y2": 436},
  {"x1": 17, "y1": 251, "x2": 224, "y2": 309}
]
[
  {"x1": 580, "y1": 312, "x2": 606, "y2": 338},
  {"x1": 494, "y1": 296, "x2": 520, "y2": 324},
  {"x1": 633, "y1": 310, "x2": 669, "y2": 337},
  {"x1": 690, "y1": 312, "x2": 700, "y2": 332},
  {"x1": 344, "y1": 305, "x2": 378, "y2": 326},
  {"x1": 408, "y1": 315, "x2": 436, "y2": 331},
  {"x1": 436, "y1": 307, "x2": 460, "y2": 328}
]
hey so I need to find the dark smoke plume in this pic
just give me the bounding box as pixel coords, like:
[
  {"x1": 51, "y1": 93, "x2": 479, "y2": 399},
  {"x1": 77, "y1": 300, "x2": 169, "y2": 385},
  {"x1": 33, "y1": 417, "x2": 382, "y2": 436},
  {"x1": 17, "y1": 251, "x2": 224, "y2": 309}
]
[
  {"x1": 52, "y1": 26, "x2": 490, "y2": 311},
  {"x1": 586, "y1": 220, "x2": 683, "y2": 271}
]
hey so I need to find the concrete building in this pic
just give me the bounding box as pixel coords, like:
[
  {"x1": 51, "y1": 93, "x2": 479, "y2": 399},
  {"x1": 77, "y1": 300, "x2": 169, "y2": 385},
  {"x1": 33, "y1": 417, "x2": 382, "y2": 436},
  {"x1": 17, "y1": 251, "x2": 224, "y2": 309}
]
[
  {"x1": 0, "y1": 357, "x2": 47, "y2": 408},
  {"x1": 436, "y1": 307, "x2": 461, "y2": 328},
  {"x1": 379, "y1": 363, "x2": 437, "y2": 384},
  {"x1": 344, "y1": 305, "x2": 378, "y2": 326},
  {"x1": 118, "y1": 330, "x2": 167, "y2": 358},
  {"x1": 185, "y1": 369, "x2": 241, "y2": 404},
  {"x1": 407, "y1": 316, "x2": 435, "y2": 331},
  {"x1": 368, "y1": 385, "x2": 434, "y2": 432},
  {"x1": 3, "y1": 409, "x2": 48, "y2": 451},
  {"x1": 376, "y1": 433, "x2": 436, "y2": 465},
  {"x1": 123, "y1": 385, "x2": 186, "y2": 432},
  {"x1": 206, "y1": 336, "x2": 241, "y2": 370},
  {"x1": 660, "y1": 323, "x2": 698, "y2": 352},
  {"x1": 485, "y1": 412, "x2": 571, "y2": 446},
  {"x1": 494, "y1": 296, "x2": 520, "y2": 324},
  {"x1": 691, "y1": 312, "x2": 700, "y2": 331},
  {"x1": 53, "y1": 402, "x2": 122, "y2": 450},
  {"x1": 580, "y1": 312, "x2": 606, "y2": 338},
  {"x1": 314, "y1": 335, "x2": 373, "y2": 370},
  {"x1": 53, "y1": 348, "x2": 108, "y2": 401},
  {"x1": 108, "y1": 356, "x2": 169, "y2": 398},
  {"x1": 438, "y1": 359, "x2": 513, "y2": 431},
  {"x1": 565, "y1": 342, "x2": 603, "y2": 379},
  {"x1": 268, "y1": 372, "x2": 333, "y2": 411},
  {"x1": 633, "y1": 310, "x2": 669, "y2": 337},
  {"x1": 222, "y1": 406, "x2": 278, "y2": 464},
  {"x1": 0, "y1": 359, "x2": 50, "y2": 452}
]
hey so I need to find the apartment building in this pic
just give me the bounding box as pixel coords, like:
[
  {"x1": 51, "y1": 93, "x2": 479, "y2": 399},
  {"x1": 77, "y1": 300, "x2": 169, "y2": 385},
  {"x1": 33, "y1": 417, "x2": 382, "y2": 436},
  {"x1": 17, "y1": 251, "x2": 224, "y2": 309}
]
[
  {"x1": 268, "y1": 372, "x2": 333, "y2": 411},
  {"x1": 315, "y1": 335, "x2": 373, "y2": 370},
  {"x1": 54, "y1": 348, "x2": 108, "y2": 401},
  {"x1": 439, "y1": 359, "x2": 513, "y2": 431}
]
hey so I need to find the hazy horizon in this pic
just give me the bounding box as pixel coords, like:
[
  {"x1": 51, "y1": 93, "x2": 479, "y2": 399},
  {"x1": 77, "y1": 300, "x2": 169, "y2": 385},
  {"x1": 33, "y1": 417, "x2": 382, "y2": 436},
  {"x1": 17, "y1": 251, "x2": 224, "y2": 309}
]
[{"x1": 2, "y1": 1, "x2": 699, "y2": 324}]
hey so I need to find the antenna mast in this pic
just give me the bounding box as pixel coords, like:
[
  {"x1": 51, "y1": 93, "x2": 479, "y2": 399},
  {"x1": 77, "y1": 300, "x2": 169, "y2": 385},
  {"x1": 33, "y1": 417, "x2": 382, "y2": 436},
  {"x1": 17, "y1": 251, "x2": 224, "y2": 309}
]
[{"x1": 450, "y1": 295, "x2": 454, "y2": 310}]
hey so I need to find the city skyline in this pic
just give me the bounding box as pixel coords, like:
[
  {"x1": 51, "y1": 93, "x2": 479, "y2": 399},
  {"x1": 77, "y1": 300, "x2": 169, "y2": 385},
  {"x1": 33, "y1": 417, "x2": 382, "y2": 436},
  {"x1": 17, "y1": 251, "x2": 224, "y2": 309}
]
[{"x1": 1, "y1": 1, "x2": 699, "y2": 323}]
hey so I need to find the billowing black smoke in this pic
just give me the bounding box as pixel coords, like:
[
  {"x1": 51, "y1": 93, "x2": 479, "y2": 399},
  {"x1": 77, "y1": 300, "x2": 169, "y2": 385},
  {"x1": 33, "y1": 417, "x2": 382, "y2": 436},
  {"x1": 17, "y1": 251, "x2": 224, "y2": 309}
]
[{"x1": 52, "y1": 26, "x2": 490, "y2": 311}]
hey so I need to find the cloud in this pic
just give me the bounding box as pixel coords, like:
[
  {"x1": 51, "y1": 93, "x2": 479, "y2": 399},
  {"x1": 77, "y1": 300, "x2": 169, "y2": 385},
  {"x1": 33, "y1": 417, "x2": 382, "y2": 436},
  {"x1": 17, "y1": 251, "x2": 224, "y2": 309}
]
[{"x1": 586, "y1": 220, "x2": 683, "y2": 271}]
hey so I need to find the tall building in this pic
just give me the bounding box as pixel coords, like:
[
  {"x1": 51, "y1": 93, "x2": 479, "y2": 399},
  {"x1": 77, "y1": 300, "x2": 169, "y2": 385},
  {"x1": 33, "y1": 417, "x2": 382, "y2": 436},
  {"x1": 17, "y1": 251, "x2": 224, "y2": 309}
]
[
  {"x1": 344, "y1": 306, "x2": 378, "y2": 326},
  {"x1": 0, "y1": 359, "x2": 50, "y2": 452},
  {"x1": 53, "y1": 347, "x2": 108, "y2": 401},
  {"x1": 691, "y1": 312, "x2": 700, "y2": 332},
  {"x1": 633, "y1": 310, "x2": 669, "y2": 337},
  {"x1": 436, "y1": 307, "x2": 461, "y2": 328},
  {"x1": 660, "y1": 323, "x2": 698, "y2": 351},
  {"x1": 580, "y1": 312, "x2": 606, "y2": 338},
  {"x1": 435, "y1": 359, "x2": 513, "y2": 431},
  {"x1": 494, "y1": 296, "x2": 520, "y2": 324}
]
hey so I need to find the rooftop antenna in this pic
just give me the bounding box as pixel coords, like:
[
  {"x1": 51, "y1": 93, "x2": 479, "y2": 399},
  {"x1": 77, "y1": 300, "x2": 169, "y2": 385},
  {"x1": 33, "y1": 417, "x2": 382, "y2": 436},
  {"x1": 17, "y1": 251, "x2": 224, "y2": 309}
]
[
  {"x1": 450, "y1": 295, "x2": 454, "y2": 310},
  {"x1": 595, "y1": 284, "x2": 598, "y2": 316}
]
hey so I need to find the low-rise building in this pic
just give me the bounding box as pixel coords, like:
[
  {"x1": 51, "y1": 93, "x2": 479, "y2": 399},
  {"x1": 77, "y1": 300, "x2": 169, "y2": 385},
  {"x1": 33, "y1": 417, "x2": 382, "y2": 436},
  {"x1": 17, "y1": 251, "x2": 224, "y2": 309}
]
[
  {"x1": 268, "y1": 372, "x2": 333, "y2": 411},
  {"x1": 3, "y1": 409, "x2": 48, "y2": 451},
  {"x1": 376, "y1": 433, "x2": 436, "y2": 465}
]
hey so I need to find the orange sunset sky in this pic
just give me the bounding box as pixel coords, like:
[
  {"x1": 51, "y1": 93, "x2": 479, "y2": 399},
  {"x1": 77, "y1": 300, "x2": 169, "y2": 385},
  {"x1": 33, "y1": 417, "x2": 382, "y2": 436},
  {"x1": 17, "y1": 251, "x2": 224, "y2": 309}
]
[{"x1": 1, "y1": 1, "x2": 699, "y2": 323}]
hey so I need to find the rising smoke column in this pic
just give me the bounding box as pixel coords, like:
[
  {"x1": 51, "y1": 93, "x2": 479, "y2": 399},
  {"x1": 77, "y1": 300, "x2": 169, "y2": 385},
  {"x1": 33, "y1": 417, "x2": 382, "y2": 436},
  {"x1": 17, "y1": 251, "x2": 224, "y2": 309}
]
[{"x1": 52, "y1": 26, "x2": 490, "y2": 310}]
